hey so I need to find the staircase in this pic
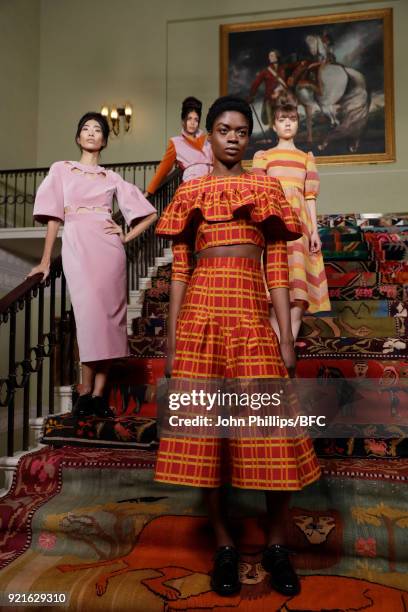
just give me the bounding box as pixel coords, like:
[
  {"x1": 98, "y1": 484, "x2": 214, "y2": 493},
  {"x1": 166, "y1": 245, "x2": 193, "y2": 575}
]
[{"x1": 0, "y1": 213, "x2": 407, "y2": 607}]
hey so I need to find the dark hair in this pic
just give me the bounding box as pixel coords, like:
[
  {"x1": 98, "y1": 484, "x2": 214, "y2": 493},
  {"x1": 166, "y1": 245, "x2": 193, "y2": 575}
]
[
  {"x1": 268, "y1": 48, "x2": 281, "y2": 61},
  {"x1": 205, "y1": 95, "x2": 253, "y2": 135},
  {"x1": 181, "y1": 97, "x2": 202, "y2": 121},
  {"x1": 273, "y1": 102, "x2": 299, "y2": 123},
  {"x1": 75, "y1": 112, "x2": 110, "y2": 151}
]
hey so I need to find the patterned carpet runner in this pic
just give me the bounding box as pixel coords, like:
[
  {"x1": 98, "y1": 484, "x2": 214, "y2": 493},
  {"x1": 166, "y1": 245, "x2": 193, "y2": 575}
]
[{"x1": 0, "y1": 213, "x2": 406, "y2": 609}]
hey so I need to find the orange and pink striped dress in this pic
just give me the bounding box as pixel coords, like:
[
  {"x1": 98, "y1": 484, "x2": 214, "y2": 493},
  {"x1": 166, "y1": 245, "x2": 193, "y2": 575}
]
[{"x1": 252, "y1": 148, "x2": 330, "y2": 313}]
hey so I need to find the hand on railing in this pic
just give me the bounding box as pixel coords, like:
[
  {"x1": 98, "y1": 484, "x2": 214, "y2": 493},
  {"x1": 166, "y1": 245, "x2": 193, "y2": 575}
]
[{"x1": 26, "y1": 262, "x2": 50, "y2": 282}]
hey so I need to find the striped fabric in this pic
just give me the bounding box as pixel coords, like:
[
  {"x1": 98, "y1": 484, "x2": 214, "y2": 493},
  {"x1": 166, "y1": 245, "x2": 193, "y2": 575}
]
[
  {"x1": 253, "y1": 149, "x2": 330, "y2": 313},
  {"x1": 154, "y1": 257, "x2": 321, "y2": 490}
]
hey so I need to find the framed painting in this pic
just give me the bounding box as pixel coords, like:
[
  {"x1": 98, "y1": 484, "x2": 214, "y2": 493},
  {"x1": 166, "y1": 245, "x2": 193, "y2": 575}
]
[{"x1": 220, "y1": 8, "x2": 395, "y2": 165}]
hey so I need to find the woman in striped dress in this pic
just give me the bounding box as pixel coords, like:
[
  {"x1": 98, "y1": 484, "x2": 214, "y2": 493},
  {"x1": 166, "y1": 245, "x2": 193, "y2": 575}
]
[{"x1": 252, "y1": 103, "x2": 330, "y2": 339}]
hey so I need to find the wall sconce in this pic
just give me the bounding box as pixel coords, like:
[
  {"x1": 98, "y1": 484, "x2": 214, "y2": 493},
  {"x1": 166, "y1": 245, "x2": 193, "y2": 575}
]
[{"x1": 101, "y1": 104, "x2": 132, "y2": 136}]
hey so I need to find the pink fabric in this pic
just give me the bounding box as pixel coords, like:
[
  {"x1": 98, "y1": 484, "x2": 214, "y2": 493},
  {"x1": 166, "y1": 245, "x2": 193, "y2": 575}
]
[
  {"x1": 170, "y1": 130, "x2": 213, "y2": 182},
  {"x1": 33, "y1": 161, "x2": 156, "y2": 362}
]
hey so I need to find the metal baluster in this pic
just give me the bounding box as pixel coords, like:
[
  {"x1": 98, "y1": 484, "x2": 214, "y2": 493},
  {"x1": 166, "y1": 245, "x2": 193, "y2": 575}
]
[
  {"x1": 60, "y1": 275, "x2": 66, "y2": 386},
  {"x1": 7, "y1": 309, "x2": 16, "y2": 456},
  {"x1": 23, "y1": 295, "x2": 31, "y2": 450},
  {"x1": 36, "y1": 284, "x2": 44, "y2": 417},
  {"x1": 48, "y1": 275, "x2": 56, "y2": 414},
  {"x1": 4, "y1": 173, "x2": 8, "y2": 228},
  {"x1": 23, "y1": 172, "x2": 27, "y2": 227}
]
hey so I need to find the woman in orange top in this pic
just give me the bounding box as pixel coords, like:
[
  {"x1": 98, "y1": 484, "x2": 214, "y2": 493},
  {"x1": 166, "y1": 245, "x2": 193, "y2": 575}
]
[
  {"x1": 252, "y1": 103, "x2": 330, "y2": 339},
  {"x1": 145, "y1": 97, "x2": 213, "y2": 196},
  {"x1": 155, "y1": 96, "x2": 320, "y2": 598}
]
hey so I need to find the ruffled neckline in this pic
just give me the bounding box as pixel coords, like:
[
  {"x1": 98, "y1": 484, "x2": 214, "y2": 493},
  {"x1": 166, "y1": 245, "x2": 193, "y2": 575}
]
[{"x1": 156, "y1": 174, "x2": 302, "y2": 241}]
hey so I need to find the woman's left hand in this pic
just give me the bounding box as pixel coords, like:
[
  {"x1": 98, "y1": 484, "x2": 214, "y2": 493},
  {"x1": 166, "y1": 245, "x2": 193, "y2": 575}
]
[
  {"x1": 309, "y1": 230, "x2": 322, "y2": 254},
  {"x1": 104, "y1": 219, "x2": 126, "y2": 244}
]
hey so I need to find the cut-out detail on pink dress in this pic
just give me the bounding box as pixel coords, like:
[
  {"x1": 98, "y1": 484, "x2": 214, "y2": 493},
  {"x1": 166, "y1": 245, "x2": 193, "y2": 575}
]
[{"x1": 33, "y1": 161, "x2": 156, "y2": 362}]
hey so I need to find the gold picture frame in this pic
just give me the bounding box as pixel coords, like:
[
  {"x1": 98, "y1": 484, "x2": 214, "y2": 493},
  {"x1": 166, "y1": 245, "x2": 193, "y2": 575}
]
[{"x1": 220, "y1": 8, "x2": 395, "y2": 165}]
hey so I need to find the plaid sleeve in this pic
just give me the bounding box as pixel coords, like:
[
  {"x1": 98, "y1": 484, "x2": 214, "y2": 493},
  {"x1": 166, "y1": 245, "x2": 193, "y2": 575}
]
[
  {"x1": 171, "y1": 237, "x2": 194, "y2": 283},
  {"x1": 304, "y1": 151, "x2": 320, "y2": 200},
  {"x1": 264, "y1": 240, "x2": 289, "y2": 290}
]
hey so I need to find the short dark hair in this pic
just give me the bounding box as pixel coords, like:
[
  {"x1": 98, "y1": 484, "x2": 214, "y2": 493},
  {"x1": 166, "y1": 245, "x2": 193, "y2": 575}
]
[
  {"x1": 76, "y1": 112, "x2": 110, "y2": 151},
  {"x1": 205, "y1": 96, "x2": 253, "y2": 135},
  {"x1": 181, "y1": 97, "x2": 202, "y2": 121}
]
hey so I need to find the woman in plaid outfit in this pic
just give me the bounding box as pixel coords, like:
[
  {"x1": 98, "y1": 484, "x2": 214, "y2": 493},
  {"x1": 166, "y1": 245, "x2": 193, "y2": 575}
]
[{"x1": 155, "y1": 96, "x2": 320, "y2": 597}]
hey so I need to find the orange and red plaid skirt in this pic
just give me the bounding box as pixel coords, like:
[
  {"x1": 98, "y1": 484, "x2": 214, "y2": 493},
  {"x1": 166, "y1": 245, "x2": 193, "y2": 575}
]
[{"x1": 155, "y1": 256, "x2": 321, "y2": 490}]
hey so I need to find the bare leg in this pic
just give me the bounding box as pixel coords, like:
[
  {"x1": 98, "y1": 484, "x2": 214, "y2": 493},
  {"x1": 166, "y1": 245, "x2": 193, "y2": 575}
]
[
  {"x1": 92, "y1": 360, "x2": 112, "y2": 397},
  {"x1": 269, "y1": 307, "x2": 280, "y2": 341},
  {"x1": 80, "y1": 362, "x2": 95, "y2": 395},
  {"x1": 270, "y1": 303, "x2": 305, "y2": 341},
  {"x1": 291, "y1": 304, "x2": 305, "y2": 341},
  {"x1": 265, "y1": 491, "x2": 291, "y2": 546},
  {"x1": 203, "y1": 488, "x2": 234, "y2": 547}
]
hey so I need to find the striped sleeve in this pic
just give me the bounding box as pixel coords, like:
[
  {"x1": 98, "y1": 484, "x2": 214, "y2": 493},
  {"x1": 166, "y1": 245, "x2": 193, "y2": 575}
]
[
  {"x1": 264, "y1": 240, "x2": 289, "y2": 290},
  {"x1": 171, "y1": 238, "x2": 194, "y2": 283},
  {"x1": 251, "y1": 151, "x2": 268, "y2": 175},
  {"x1": 304, "y1": 151, "x2": 320, "y2": 200}
]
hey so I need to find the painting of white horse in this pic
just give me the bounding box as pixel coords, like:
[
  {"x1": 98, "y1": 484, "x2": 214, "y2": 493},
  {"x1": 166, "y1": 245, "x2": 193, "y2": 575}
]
[{"x1": 221, "y1": 9, "x2": 395, "y2": 164}]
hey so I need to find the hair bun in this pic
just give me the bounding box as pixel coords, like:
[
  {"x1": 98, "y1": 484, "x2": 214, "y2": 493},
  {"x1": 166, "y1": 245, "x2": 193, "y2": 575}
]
[
  {"x1": 181, "y1": 96, "x2": 202, "y2": 120},
  {"x1": 182, "y1": 97, "x2": 202, "y2": 112}
]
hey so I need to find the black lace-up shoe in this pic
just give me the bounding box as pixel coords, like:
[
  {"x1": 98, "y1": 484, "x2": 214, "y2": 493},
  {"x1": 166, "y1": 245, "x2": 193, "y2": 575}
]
[
  {"x1": 261, "y1": 544, "x2": 300, "y2": 595},
  {"x1": 92, "y1": 396, "x2": 115, "y2": 418},
  {"x1": 72, "y1": 393, "x2": 94, "y2": 417},
  {"x1": 210, "y1": 546, "x2": 241, "y2": 596}
]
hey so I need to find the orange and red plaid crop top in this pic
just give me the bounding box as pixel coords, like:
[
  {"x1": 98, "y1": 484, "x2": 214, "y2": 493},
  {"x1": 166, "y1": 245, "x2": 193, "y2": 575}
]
[{"x1": 155, "y1": 173, "x2": 302, "y2": 291}]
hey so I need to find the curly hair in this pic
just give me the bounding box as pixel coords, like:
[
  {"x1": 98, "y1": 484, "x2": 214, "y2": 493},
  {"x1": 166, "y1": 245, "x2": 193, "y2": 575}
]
[{"x1": 205, "y1": 95, "x2": 253, "y2": 135}]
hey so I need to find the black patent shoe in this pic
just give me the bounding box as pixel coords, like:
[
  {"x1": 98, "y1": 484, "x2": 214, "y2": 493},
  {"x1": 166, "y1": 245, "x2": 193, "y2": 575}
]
[
  {"x1": 92, "y1": 396, "x2": 115, "y2": 418},
  {"x1": 210, "y1": 546, "x2": 241, "y2": 596},
  {"x1": 72, "y1": 393, "x2": 94, "y2": 417},
  {"x1": 261, "y1": 544, "x2": 300, "y2": 596}
]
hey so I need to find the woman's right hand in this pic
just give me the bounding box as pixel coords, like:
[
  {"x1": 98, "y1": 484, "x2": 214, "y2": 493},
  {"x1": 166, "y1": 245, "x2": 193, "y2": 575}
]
[
  {"x1": 165, "y1": 351, "x2": 175, "y2": 379},
  {"x1": 26, "y1": 262, "x2": 50, "y2": 282}
]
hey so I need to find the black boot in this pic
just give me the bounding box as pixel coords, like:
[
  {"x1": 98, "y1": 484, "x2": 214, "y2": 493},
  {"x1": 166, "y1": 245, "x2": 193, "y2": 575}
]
[
  {"x1": 72, "y1": 393, "x2": 94, "y2": 417},
  {"x1": 210, "y1": 546, "x2": 241, "y2": 596},
  {"x1": 92, "y1": 396, "x2": 115, "y2": 418},
  {"x1": 261, "y1": 544, "x2": 300, "y2": 595}
]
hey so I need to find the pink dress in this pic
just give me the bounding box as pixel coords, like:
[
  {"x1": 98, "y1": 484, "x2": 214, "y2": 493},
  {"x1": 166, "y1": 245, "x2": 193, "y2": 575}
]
[{"x1": 33, "y1": 160, "x2": 156, "y2": 362}]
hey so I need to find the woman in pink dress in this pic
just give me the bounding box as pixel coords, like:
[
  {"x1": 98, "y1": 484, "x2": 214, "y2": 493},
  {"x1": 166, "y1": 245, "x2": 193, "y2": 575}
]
[
  {"x1": 29, "y1": 112, "x2": 157, "y2": 417},
  {"x1": 144, "y1": 97, "x2": 213, "y2": 196}
]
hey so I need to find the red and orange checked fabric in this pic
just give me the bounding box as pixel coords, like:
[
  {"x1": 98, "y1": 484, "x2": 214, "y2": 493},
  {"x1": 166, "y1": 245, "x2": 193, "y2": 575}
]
[
  {"x1": 253, "y1": 149, "x2": 330, "y2": 313},
  {"x1": 156, "y1": 173, "x2": 302, "y2": 289},
  {"x1": 154, "y1": 257, "x2": 321, "y2": 490}
]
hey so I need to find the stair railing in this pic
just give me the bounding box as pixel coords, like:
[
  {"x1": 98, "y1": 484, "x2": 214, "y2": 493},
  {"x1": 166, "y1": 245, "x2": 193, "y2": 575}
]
[
  {"x1": 0, "y1": 161, "x2": 160, "y2": 229},
  {"x1": 0, "y1": 167, "x2": 179, "y2": 457}
]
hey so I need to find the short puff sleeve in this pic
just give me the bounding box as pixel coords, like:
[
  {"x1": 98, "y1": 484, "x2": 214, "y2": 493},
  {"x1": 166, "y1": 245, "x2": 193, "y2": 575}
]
[
  {"x1": 33, "y1": 162, "x2": 65, "y2": 224},
  {"x1": 251, "y1": 150, "x2": 268, "y2": 175},
  {"x1": 114, "y1": 172, "x2": 157, "y2": 226},
  {"x1": 304, "y1": 152, "x2": 320, "y2": 200}
]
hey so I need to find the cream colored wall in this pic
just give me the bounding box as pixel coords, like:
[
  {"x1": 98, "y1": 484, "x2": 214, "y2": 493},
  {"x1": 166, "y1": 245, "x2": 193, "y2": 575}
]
[
  {"x1": 0, "y1": 0, "x2": 40, "y2": 169},
  {"x1": 24, "y1": 0, "x2": 408, "y2": 212}
]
